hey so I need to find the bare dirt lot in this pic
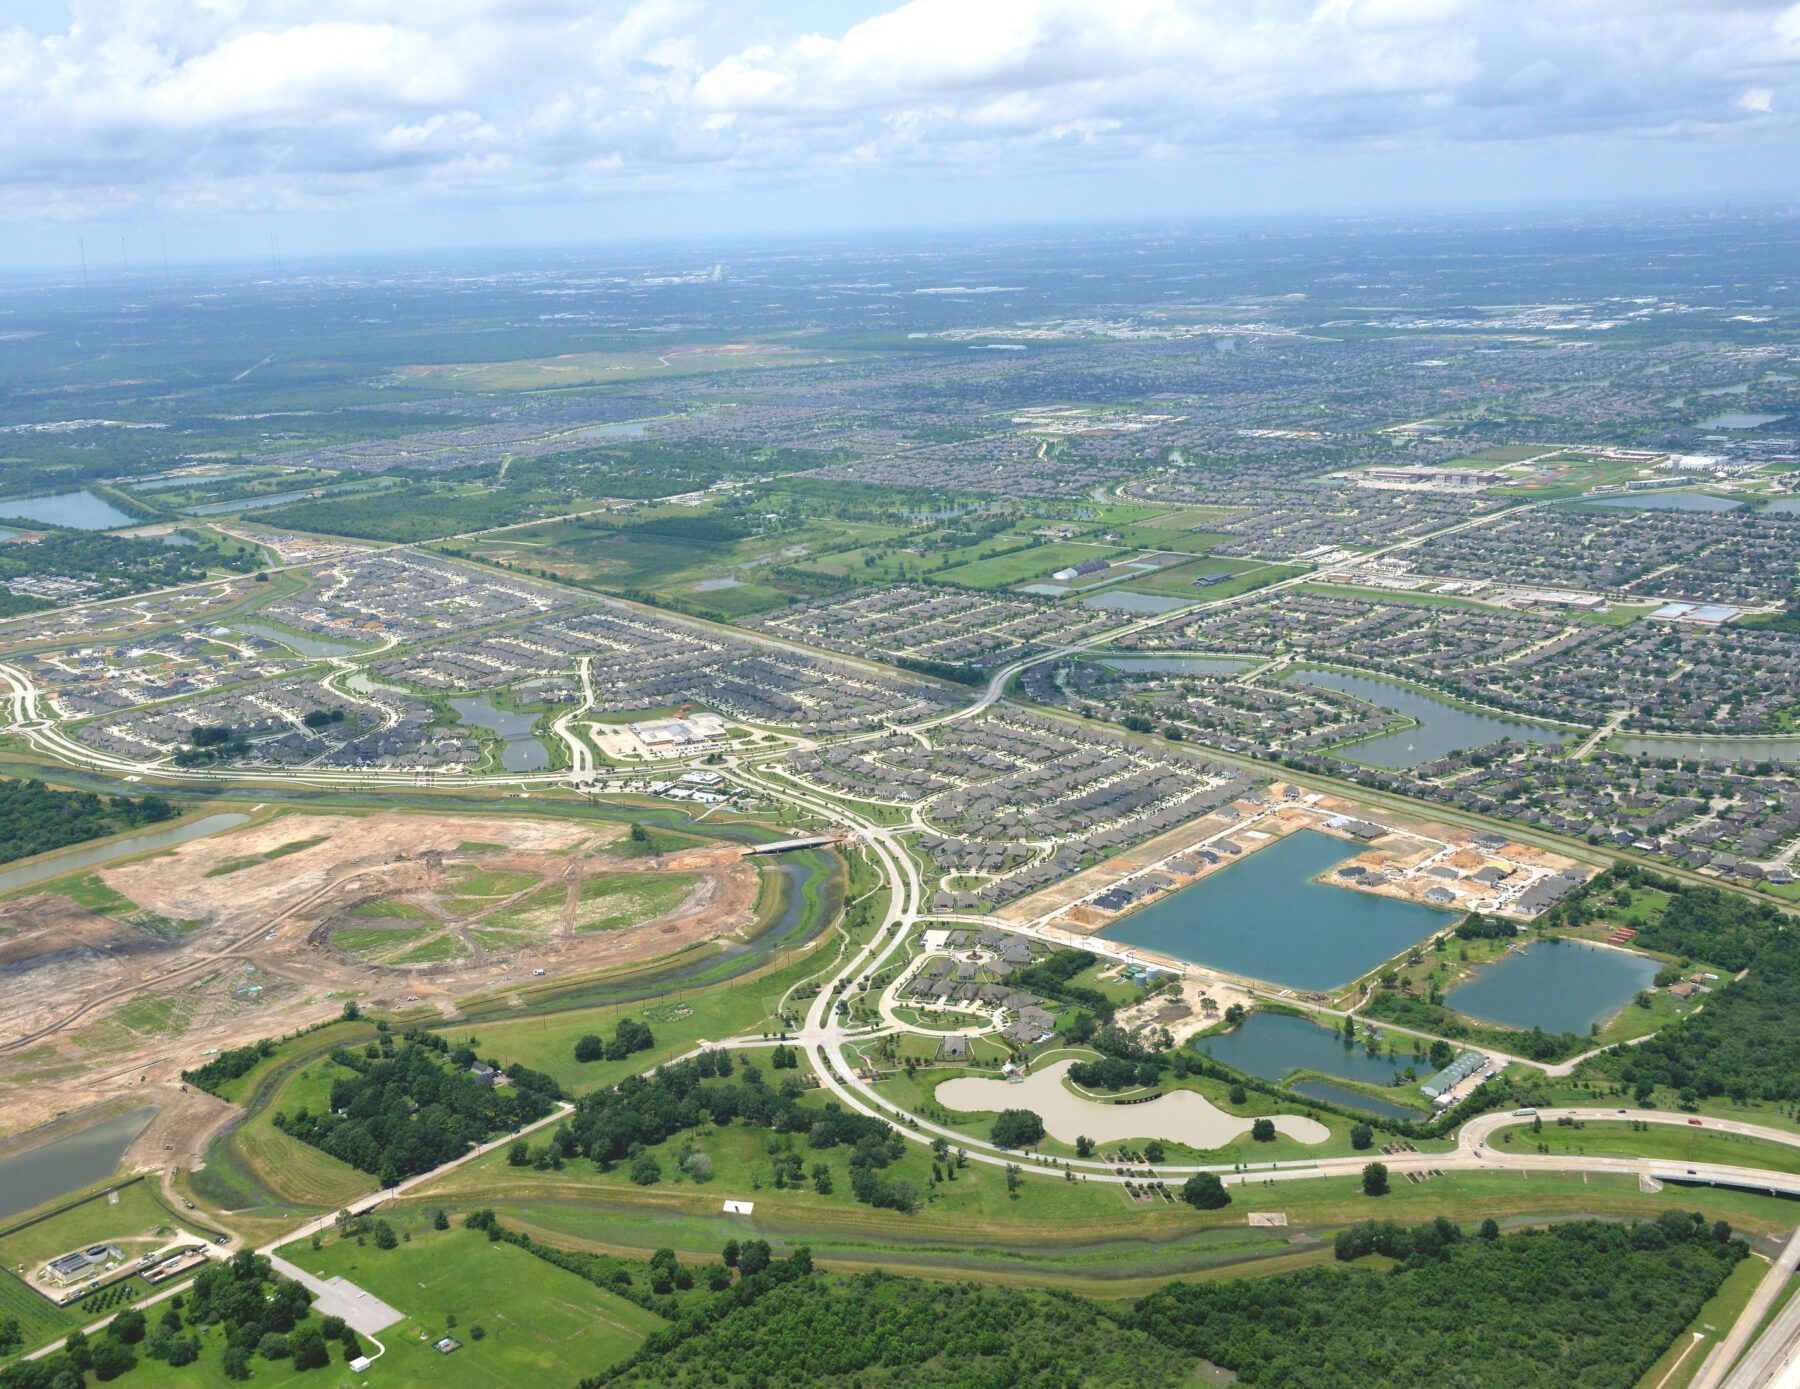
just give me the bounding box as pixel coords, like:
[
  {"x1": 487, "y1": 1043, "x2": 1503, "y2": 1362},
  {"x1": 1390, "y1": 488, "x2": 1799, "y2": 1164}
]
[{"x1": 0, "y1": 810, "x2": 758, "y2": 1145}]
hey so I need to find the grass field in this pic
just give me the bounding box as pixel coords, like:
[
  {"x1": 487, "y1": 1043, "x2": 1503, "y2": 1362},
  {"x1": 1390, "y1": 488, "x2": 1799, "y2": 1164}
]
[
  {"x1": 434, "y1": 953, "x2": 805, "y2": 1096},
  {"x1": 1489, "y1": 1120, "x2": 1800, "y2": 1175},
  {"x1": 0, "y1": 1179, "x2": 185, "y2": 1277},
  {"x1": 0, "y1": 1263, "x2": 81, "y2": 1350},
  {"x1": 1631, "y1": 1252, "x2": 1770, "y2": 1389},
  {"x1": 194, "y1": 1053, "x2": 376, "y2": 1222},
  {"x1": 933, "y1": 542, "x2": 1118, "y2": 590},
  {"x1": 149, "y1": 1223, "x2": 667, "y2": 1389}
]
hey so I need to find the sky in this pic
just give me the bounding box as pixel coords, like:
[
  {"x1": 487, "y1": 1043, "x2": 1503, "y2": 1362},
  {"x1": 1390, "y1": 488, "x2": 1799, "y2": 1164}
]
[{"x1": 0, "y1": 0, "x2": 1797, "y2": 268}]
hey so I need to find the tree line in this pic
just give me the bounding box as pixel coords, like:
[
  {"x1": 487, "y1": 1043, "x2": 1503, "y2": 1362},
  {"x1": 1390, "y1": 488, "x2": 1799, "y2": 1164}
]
[
  {"x1": 1128, "y1": 1214, "x2": 1744, "y2": 1388},
  {"x1": 0, "y1": 776, "x2": 175, "y2": 867}
]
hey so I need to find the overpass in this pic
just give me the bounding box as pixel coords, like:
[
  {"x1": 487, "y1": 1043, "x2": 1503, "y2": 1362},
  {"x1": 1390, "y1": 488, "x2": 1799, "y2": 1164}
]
[{"x1": 743, "y1": 834, "x2": 842, "y2": 855}]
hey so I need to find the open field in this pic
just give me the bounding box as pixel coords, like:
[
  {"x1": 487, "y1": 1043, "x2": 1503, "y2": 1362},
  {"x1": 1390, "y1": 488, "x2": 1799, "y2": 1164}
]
[{"x1": 393, "y1": 342, "x2": 829, "y2": 390}]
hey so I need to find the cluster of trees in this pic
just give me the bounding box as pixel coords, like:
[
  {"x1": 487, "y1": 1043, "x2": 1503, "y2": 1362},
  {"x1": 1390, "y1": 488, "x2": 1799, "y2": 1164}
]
[
  {"x1": 563, "y1": 1051, "x2": 917, "y2": 1212},
  {"x1": 0, "y1": 777, "x2": 176, "y2": 866},
  {"x1": 1128, "y1": 1214, "x2": 1745, "y2": 1388},
  {"x1": 574, "y1": 1017, "x2": 657, "y2": 1063},
  {"x1": 465, "y1": 1210, "x2": 800, "y2": 1327},
  {"x1": 594, "y1": 1270, "x2": 1193, "y2": 1389},
  {"x1": 1068, "y1": 1053, "x2": 1166, "y2": 1090},
  {"x1": 181, "y1": 1037, "x2": 277, "y2": 1094},
  {"x1": 891, "y1": 655, "x2": 985, "y2": 686},
  {"x1": 1454, "y1": 912, "x2": 1519, "y2": 941},
  {"x1": 174, "y1": 724, "x2": 252, "y2": 767},
  {"x1": 1181, "y1": 1173, "x2": 1230, "y2": 1210},
  {"x1": 1012, "y1": 949, "x2": 1121, "y2": 1035},
  {"x1": 989, "y1": 1109, "x2": 1046, "y2": 1150},
  {"x1": 1589, "y1": 932, "x2": 1800, "y2": 1105},
  {"x1": 300, "y1": 707, "x2": 347, "y2": 730},
  {"x1": 0, "y1": 1251, "x2": 357, "y2": 1389},
  {"x1": 1549, "y1": 864, "x2": 1782, "y2": 972},
  {"x1": 1362, "y1": 990, "x2": 1586, "y2": 1062},
  {"x1": 272, "y1": 1035, "x2": 557, "y2": 1186}
]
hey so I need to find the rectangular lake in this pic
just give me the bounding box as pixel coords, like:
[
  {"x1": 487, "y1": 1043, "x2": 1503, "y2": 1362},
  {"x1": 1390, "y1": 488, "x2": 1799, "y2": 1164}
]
[
  {"x1": 1444, "y1": 937, "x2": 1661, "y2": 1034},
  {"x1": 1101, "y1": 829, "x2": 1454, "y2": 990}
]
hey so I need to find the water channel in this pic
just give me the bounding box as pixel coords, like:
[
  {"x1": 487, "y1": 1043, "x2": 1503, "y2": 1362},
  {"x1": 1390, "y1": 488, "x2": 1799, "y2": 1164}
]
[
  {"x1": 182, "y1": 479, "x2": 391, "y2": 516},
  {"x1": 0, "y1": 812, "x2": 252, "y2": 896},
  {"x1": 234, "y1": 621, "x2": 364, "y2": 659},
  {"x1": 1080, "y1": 590, "x2": 1195, "y2": 615},
  {"x1": 1102, "y1": 830, "x2": 1454, "y2": 991},
  {"x1": 1290, "y1": 668, "x2": 1569, "y2": 768},
  {"x1": 1617, "y1": 734, "x2": 1800, "y2": 765},
  {"x1": 1580, "y1": 492, "x2": 1742, "y2": 513}
]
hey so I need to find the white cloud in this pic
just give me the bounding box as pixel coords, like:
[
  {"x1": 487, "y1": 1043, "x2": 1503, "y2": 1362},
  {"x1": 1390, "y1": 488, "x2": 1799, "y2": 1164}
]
[{"x1": 0, "y1": 0, "x2": 1793, "y2": 232}]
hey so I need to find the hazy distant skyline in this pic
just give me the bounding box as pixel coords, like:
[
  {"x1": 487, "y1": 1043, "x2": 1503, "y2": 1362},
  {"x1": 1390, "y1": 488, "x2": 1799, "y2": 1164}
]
[{"x1": 0, "y1": 0, "x2": 1796, "y2": 269}]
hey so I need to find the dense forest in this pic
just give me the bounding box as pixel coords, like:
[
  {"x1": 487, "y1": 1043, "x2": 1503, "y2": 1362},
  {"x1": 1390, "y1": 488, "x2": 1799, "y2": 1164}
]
[
  {"x1": 1586, "y1": 931, "x2": 1800, "y2": 1104},
  {"x1": 597, "y1": 1272, "x2": 1190, "y2": 1389},
  {"x1": 272, "y1": 1034, "x2": 556, "y2": 1186},
  {"x1": 1129, "y1": 1214, "x2": 1743, "y2": 1388},
  {"x1": 0, "y1": 776, "x2": 176, "y2": 866},
  {"x1": 589, "y1": 1215, "x2": 1739, "y2": 1389}
]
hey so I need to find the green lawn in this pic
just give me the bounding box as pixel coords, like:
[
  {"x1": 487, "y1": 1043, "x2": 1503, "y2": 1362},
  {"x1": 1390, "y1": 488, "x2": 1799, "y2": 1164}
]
[
  {"x1": 200, "y1": 1223, "x2": 665, "y2": 1388},
  {"x1": 195, "y1": 1056, "x2": 376, "y2": 1219},
  {"x1": 1490, "y1": 1120, "x2": 1800, "y2": 1175},
  {"x1": 934, "y1": 542, "x2": 1120, "y2": 590},
  {"x1": 1632, "y1": 1252, "x2": 1771, "y2": 1389},
  {"x1": 403, "y1": 1161, "x2": 1800, "y2": 1300}
]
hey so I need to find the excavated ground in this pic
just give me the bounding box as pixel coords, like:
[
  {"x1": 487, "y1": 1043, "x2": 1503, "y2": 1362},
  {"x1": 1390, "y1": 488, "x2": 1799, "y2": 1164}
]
[{"x1": 0, "y1": 811, "x2": 758, "y2": 1146}]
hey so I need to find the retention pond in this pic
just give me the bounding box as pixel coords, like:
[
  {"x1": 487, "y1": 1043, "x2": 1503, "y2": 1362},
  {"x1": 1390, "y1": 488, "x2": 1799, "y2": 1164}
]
[
  {"x1": 1444, "y1": 938, "x2": 1660, "y2": 1034},
  {"x1": 0, "y1": 1109, "x2": 156, "y2": 1221},
  {"x1": 1196, "y1": 1011, "x2": 1429, "y2": 1120},
  {"x1": 1101, "y1": 830, "x2": 1453, "y2": 991}
]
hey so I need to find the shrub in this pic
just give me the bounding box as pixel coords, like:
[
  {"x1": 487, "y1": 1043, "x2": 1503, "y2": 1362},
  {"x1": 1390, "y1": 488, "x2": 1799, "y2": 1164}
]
[{"x1": 1181, "y1": 1173, "x2": 1232, "y2": 1210}]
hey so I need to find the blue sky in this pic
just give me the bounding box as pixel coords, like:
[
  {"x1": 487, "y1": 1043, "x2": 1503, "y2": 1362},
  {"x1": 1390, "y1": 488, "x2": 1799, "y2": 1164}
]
[{"x1": 0, "y1": 0, "x2": 1795, "y2": 268}]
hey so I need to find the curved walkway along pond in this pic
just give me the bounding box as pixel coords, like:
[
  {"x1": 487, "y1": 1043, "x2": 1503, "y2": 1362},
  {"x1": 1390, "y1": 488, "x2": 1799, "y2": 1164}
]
[{"x1": 934, "y1": 1059, "x2": 1331, "y2": 1149}]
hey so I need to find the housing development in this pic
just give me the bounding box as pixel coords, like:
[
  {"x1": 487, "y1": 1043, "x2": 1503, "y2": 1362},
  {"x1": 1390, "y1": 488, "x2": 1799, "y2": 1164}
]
[{"x1": 1, "y1": 214, "x2": 1799, "y2": 1389}]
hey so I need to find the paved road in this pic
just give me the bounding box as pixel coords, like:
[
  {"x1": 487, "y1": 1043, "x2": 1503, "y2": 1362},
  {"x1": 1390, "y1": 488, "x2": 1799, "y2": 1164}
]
[{"x1": 1705, "y1": 1228, "x2": 1800, "y2": 1389}]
